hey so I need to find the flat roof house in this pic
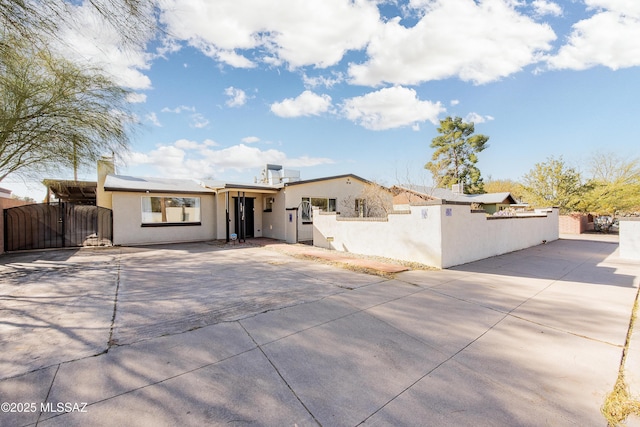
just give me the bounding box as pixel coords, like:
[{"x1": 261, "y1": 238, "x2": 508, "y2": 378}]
[{"x1": 97, "y1": 158, "x2": 373, "y2": 246}]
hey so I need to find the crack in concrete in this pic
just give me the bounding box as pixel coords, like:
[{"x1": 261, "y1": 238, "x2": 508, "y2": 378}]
[
  {"x1": 106, "y1": 251, "x2": 122, "y2": 350},
  {"x1": 34, "y1": 364, "x2": 59, "y2": 427},
  {"x1": 238, "y1": 322, "x2": 322, "y2": 427}
]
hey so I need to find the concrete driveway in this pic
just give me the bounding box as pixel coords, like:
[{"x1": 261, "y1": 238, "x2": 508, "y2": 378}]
[{"x1": 0, "y1": 236, "x2": 638, "y2": 426}]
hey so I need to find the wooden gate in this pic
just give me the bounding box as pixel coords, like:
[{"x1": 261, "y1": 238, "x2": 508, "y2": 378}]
[{"x1": 3, "y1": 203, "x2": 112, "y2": 251}]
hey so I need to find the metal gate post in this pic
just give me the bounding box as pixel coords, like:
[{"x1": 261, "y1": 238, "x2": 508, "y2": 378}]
[
  {"x1": 3, "y1": 209, "x2": 7, "y2": 253},
  {"x1": 60, "y1": 202, "x2": 66, "y2": 248}
]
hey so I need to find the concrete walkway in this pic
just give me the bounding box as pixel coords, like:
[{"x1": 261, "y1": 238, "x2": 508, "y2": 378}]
[{"x1": 0, "y1": 235, "x2": 638, "y2": 426}]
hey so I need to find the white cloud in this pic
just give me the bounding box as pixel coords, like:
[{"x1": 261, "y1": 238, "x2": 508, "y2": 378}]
[
  {"x1": 199, "y1": 144, "x2": 334, "y2": 171},
  {"x1": 532, "y1": 0, "x2": 562, "y2": 17},
  {"x1": 450, "y1": 99, "x2": 460, "y2": 106},
  {"x1": 271, "y1": 91, "x2": 333, "y2": 118},
  {"x1": 242, "y1": 136, "x2": 261, "y2": 144},
  {"x1": 349, "y1": 0, "x2": 556, "y2": 86},
  {"x1": 225, "y1": 87, "x2": 248, "y2": 107},
  {"x1": 145, "y1": 112, "x2": 162, "y2": 127},
  {"x1": 303, "y1": 72, "x2": 345, "y2": 89},
  {"x1": 127, "y1": 93, "x2": 147, "y2": 103},
  {"x1": 160, "y1": 105, "x2": 209, "y2": 129},
  {"x1": 341, "y1": 86, "x2": 445, "y2": 131},
  {"x1": 157, "y1": 0, "x2": 380, "y2": 69},
  {"x1": 126, "y1": 140, "x2": 334, "y2": 178},
  {"x1": 161, "y1": 105, "x2": 196, "y2": 114},
  {"x1": 190, "y1": 113, "x2": 210, "y2": 129},
  {"x1": 53, "y1": 2, "x2": 154, "y2": 90},
  {"x1": 465, "y1": 112, "x2": 495, "y2": 124},
  {"x1": 547, "y1": 1, "x2": 640, "y2": 70},
  {"x1": 174, "y1": 139, "x2": 201, "y2": 150}
]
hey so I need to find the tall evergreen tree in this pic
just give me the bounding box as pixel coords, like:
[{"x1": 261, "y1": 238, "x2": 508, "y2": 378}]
[{"x1": 425, "y1": 116, "x2": 489, "y2": 194}]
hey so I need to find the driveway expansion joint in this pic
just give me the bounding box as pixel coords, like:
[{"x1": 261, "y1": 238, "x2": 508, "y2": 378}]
[{"x1": 238, "y1": 322, "x2": 322, "y2": 426}]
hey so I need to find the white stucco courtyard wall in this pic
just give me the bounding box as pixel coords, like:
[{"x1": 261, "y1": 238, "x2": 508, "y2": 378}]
[
  {"x1": 313, "y1": 203, "x2": 559, "y2": 269},
  {"x1": 314, "y1": 205, "x2": 443, "y2": 267},
  {"x1": 440, "y1": 204, "x2": 559, "y2": 268},
  {"x1": 619, "y1": 218, "x2": 640, "y2": 260}
]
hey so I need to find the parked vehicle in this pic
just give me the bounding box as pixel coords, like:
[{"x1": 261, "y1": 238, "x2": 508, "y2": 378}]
[{"x1": 594, "y1": 216, "x2": 614, "y2": 233}]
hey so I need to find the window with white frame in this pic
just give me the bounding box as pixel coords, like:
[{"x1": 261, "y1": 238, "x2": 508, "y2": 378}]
[{"x1": 141, "y1": 196, "x2": 201, "y2": 225}]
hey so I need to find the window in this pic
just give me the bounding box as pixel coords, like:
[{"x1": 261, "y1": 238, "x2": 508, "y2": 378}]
[
  {"x1": 264, "y1": 197, "x2": 274, "y2": 212},
  {"x1": 355, "y1": 198, "x2": 366, "y2": 217},
  {"x1": 301, "y1": 197, "x2": 337, "y2": 222},
  {"x1": 141, "y1": 197, "x2": 201, "y2": 226}
]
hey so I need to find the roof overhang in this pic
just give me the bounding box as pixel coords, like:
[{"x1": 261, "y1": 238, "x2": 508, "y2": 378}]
[{"x1": 214, "y1": 185, "x2": 280, "y2": 195}]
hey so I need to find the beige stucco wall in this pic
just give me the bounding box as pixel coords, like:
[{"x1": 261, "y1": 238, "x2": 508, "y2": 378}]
[
  {"x1": 96, "y1": 157, "x2": 115, "y2": 209},
  {"x1": 619, "y1": 218, "x2": 640, "y2": 260},
  {"x1": 112, "y1": 192, "x2": 215, "y2": 246},
  {"x1": 313, "y1": 204, "x2": 559, "y2": 268},
  {"x1": 260, "y1": 192, "x2": 287, "y2": 240},
  {"x1": 283, "y1": 177, "x2": 370, "y2": 242}
]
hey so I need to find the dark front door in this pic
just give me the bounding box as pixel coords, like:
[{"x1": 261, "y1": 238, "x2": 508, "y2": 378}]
[{"x1": 234, "y1": 197, "x2": 254, "y2": 239}]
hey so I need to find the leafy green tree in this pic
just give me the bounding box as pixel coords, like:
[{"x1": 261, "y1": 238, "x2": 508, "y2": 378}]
[
  {"x1": 425, "y1": 116, "x2": 489, "y2": 194},
  {"x1": 484, "y1": 177, "x2": 525, "y2": 201},
  {"x1": 0, "y1": 36, "x2": 133, "y2": 182},
  {"x1": 521, "y1": 156, "x2": 588, "y2": 213},
  {"x1": 583, "y1": 152, "x2": 640, "y2": 215}
]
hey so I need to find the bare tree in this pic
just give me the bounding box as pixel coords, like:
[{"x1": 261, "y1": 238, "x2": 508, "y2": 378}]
[
  {"x1": 0, "y1": 0, "x2": 155, "y2": 51},
  {"x1": 341, "y1": 183, "x2": 393, "y2": 218}
]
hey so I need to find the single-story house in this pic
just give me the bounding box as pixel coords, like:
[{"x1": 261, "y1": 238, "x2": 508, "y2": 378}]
[
  {"x1": 391, "y1": 185, "x2": 518, "y2": 214},
  {"x1": 97, "y1": 159, "x2": 373, "y2": 246}
]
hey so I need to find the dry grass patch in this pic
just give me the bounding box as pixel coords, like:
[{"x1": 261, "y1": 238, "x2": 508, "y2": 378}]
[{"x1": 602, "y1": 289, "x2": 640, "y2": 426}]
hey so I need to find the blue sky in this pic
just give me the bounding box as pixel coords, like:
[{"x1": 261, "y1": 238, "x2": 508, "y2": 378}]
[{"x1": 4, "y1": 0, "x2": 640, "y2": 200}]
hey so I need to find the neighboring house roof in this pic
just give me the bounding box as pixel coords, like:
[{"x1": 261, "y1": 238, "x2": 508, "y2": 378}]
[
  {"x1": 393, "y1": 185, "x2": 517, "y2": 205},
  {"x1": 392, "y1": 185, "x2": 468, "y2": 202},
  {"x1": 283, "y1": 174, "x2": 371, "y2": 187},
  {"x1": 104, "y1": 175, "x2": 215, "y2": 194},
  {"x1": 0, "y1": 187, "x2": 12, "y2": 198},
  {"x1": 466, "y1": 192, "x2": 517, "y2": 205}
]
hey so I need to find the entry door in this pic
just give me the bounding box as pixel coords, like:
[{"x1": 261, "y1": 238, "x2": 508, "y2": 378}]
[{"x1": 234, "y1": 197, "x2": 254, "y2": 239}]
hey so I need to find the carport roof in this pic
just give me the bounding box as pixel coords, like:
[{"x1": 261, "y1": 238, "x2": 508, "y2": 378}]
[
  {"x1": 104, "y1": 175, "x2": 215, "y2": 194},
  {"x1": 43, "y1": 179, "x2": 97, "y2": 204}
]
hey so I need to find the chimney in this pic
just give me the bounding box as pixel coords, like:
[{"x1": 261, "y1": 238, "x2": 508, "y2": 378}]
[
  {"x1": 451, "y1": 183, "x2": 464, "y2": 195},
  {"x1": 97, "y1": 156, "x2": 115, "y2": 209}
]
